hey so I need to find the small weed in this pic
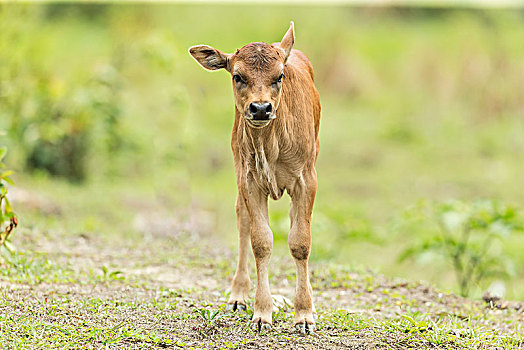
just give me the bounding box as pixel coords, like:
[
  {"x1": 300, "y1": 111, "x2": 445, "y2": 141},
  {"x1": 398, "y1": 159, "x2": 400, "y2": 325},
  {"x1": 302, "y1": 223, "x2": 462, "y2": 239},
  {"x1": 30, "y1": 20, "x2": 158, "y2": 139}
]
[
  {"x1": 194, "y1": 307, "x2": 227, "y2": 336},
  {"x1": 195, "y1": 308, "x2": 224, "y2": 322},
  {"x1": 399, "y1": 312, "x2": 432, "y2": 333},
  {"x1": 93, "y1": 266, "x2": 125, "y2": 283}
]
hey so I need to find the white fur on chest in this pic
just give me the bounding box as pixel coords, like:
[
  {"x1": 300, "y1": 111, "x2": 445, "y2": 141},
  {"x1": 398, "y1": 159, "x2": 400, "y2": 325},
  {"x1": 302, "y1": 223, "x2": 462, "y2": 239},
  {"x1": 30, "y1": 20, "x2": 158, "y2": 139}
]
[
  {"x1": 246, "y1": 146, "x2": 283, "y2": 200},
  {"x1": 240, "y1": 126, "x2": 307, "y2": 200}
]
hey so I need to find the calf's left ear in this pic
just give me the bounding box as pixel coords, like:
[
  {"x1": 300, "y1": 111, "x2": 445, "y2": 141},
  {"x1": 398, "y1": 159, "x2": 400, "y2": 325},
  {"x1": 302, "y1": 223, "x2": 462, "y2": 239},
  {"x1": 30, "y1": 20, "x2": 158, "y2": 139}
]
[
  {"x1": 279, "y1": 21, "x2": 295, "y2": 63},
  {"x1": 189, "y1": 45, "x2": 231, "y2": 71}
]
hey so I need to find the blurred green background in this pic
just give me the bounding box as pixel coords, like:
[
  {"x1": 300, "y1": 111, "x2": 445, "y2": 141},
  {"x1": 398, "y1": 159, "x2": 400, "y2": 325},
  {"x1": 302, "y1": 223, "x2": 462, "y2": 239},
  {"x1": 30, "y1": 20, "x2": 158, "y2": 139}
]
[{"x1": 1, "y1": 4, "x2": 523, "y2": 298}]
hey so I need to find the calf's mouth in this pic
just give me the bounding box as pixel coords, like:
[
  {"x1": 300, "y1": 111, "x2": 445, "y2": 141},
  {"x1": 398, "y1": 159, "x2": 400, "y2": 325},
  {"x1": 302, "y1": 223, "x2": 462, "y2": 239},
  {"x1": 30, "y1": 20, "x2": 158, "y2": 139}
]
[{"x1": 245, "y1": 114, "x2": 275, "y2": 128}]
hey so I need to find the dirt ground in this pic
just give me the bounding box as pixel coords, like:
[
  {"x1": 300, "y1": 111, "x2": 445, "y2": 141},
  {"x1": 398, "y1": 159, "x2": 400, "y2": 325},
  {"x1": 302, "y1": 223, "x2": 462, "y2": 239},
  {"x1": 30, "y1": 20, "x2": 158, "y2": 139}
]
[{"x1": 1, "y1": 194, "x2": 523, "y2": 349}]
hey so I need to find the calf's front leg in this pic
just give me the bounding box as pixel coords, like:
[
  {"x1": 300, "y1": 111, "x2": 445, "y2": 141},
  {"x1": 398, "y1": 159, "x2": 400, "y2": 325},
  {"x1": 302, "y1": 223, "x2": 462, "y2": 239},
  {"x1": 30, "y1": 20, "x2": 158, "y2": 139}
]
[
  {"x1": 227, "y1": 195, "x2": 251, "y2": 311},
  {"x1": 289, "y1": 169, "x2": 317, "y2": 333},
  {"x1": 242, "y1": 179, "x2": 273, "y2": 330}
]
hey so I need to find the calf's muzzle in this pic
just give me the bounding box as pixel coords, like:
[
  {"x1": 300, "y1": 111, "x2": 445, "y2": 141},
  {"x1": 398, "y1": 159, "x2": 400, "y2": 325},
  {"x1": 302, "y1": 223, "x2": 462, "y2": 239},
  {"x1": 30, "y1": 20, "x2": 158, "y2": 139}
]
[{"x1": 248, "y1": 102, "x2": 273, "y2": 121}]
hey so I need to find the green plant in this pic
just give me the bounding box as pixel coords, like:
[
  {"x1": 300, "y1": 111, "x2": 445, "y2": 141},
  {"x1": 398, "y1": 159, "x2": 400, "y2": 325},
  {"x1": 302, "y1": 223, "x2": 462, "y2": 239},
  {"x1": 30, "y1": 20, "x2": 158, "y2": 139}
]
[
  {"x1": 195, "y1": 308, "x2": 221, "y2": 322},
  {"x1": 0, "y1": 7, "x2": 123, "y2": 182},
  {"x1": 94, "y1": 265, "x2": 125, "y2": 283},
  {"x1": 399, "y1": 200, "x2": 523, "y2": 297},
  {"x1": 194, "y1": 307, "x2": 228, "y2": 336},
  {"x1": 399, "y1": 312, "x2": 432, "y2": 333},
  {"x1": 16, "y1": 66, "x2": 123, "y2": 182},
  {"x1": 0, "y1": 145, "x2": 17, "y2": 250}
]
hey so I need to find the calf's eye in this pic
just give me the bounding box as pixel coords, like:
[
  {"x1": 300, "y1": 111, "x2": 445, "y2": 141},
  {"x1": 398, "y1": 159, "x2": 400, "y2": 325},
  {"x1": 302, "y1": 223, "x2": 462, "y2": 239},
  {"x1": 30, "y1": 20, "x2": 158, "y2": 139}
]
[
  {"x1": 272, "y1": 73, "x2": 285, "y2": 88},
  {"x1": 233, "y1": 74, "x2": 244, "y2": 84}
]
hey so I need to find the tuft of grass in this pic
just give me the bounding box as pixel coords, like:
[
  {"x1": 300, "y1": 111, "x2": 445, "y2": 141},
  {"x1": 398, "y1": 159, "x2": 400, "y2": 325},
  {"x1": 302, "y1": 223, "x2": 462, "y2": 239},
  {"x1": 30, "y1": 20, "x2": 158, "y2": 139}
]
[{"x1": 0, "y1": 249, "x2": 76, "y2": 284}]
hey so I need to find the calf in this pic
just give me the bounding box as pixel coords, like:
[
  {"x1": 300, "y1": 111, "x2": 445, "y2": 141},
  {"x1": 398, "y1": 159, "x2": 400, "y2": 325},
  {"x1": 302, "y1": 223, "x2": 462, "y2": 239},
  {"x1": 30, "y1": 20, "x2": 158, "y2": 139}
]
[{"x1": 189, "y1": 22, "x2": 321, "y2": 333}]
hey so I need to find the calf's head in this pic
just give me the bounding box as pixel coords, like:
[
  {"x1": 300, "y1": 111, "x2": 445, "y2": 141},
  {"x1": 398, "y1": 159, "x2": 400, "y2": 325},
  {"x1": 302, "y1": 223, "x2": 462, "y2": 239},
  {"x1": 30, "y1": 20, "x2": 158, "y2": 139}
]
[{"x1": 189, "y1": 22, "x2": 295, "y2": 128}]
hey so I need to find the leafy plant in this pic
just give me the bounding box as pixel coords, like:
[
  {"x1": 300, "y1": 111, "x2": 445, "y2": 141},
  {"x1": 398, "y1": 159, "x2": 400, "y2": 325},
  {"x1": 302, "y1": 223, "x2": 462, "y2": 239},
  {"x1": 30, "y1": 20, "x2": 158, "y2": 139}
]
[
  {"x1": 399, "y1": 200, "x2": 523, "y2": 297},
  {"x1": 195, "y1": 308, "x2": 224, "y2": 323},
  {"x1": 399, "y1": 312, "x2": 432, "y2": 333},
  {"x1": 95, "y1": 265, "x2": 125, "y2": 283},
  {"x1": 0, "y1": 145, "x2": 17, "y2": 250},
  {"x1": 193, "y1": 307, "x2": 228, "y2": 336}
]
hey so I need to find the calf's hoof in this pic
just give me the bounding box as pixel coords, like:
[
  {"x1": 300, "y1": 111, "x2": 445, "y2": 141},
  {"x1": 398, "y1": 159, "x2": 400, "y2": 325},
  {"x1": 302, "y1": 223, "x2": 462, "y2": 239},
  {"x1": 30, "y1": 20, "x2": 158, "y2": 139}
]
[
  {"x1": 226, "y1": 300, "x2": 247, "y2": 312},
  {"x1": 251, "y1": 316, "x2": 272, "y2": 332},
  {"x1": 295, "y1": 321, "x2": 316, "y2": 334},
  {"x1": 295, "y1": 313, "x2": 316, "y2": 334}
]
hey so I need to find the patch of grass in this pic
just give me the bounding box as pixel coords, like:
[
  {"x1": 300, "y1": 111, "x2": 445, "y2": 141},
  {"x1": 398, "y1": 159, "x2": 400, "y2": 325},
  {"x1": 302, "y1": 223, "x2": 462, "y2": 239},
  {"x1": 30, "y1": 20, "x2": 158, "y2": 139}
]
[
  {"x1": 0, "y1": 249, "x2": 76, "y2": 284},
  {"x1": 3, "y1": 200, "x2": 521, "y2": 348},
  {"x1": 319, "y1": 309, "x2": 523, "y2": 349},
  {"x1": 1, "y1": 235, "x2": 523, "y2": 349}
]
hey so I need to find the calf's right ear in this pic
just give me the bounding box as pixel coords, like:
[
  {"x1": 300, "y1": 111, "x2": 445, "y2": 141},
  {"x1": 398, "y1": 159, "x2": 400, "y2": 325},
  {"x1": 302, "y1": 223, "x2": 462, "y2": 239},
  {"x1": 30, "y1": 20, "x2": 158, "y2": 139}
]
[
  {"x1": 279, "y1": 21, "x2": 295, "y2": 63},
  {"x1": 189, "y1": 45, "x2": 231, "y2": 71}
]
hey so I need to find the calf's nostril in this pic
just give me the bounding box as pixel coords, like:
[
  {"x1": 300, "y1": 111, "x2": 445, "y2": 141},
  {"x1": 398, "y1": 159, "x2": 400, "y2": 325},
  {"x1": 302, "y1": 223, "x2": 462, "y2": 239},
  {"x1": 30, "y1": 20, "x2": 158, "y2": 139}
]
[
  {"x1": 249, "y1": 103, "x2": 258, "y2": 114},
  {"x1": 265, "y1": 104, "x2": 272, "y2": 113}
]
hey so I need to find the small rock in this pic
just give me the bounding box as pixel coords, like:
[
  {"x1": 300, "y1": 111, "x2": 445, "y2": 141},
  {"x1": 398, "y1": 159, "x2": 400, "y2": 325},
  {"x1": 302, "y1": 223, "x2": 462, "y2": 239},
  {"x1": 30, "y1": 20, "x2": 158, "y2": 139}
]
[{"x1": 482, "y1": 291, "x2": 501, "y2": 306}]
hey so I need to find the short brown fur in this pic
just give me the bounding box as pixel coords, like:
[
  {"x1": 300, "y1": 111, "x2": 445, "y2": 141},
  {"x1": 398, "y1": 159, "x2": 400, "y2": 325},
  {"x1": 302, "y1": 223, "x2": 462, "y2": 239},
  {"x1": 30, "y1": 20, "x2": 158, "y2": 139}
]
[{"x1": 189, "y1": 22, "x2": 320, "y2": 332}]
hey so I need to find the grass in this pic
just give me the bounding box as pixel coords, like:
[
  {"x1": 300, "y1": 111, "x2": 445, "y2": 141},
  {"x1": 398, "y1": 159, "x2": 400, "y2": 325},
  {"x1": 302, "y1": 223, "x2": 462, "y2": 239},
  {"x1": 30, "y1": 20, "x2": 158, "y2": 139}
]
[
  {"x1": 1, "y1": 259, "x2": 523, "y2": 348},
  {"x1": 1, "y1": 182, "x2": 523, "y2": 348}
]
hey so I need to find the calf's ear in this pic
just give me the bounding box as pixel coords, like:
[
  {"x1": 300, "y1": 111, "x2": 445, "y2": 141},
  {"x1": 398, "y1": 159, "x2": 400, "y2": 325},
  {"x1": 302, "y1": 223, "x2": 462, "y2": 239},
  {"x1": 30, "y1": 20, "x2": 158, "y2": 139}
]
[
  {"x1": 279, "y1": 21, "x2": 295, "y2": 63},
  {"x1": 189, "y1": 45, "x2": 231, "y2": 71}
]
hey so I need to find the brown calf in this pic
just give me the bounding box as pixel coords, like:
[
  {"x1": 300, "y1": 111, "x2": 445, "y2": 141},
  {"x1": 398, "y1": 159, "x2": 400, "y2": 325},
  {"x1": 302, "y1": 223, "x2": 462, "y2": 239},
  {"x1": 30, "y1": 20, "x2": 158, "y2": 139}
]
[{"x1": 189, "y1": 22, "x2": 321, "y2": 333}]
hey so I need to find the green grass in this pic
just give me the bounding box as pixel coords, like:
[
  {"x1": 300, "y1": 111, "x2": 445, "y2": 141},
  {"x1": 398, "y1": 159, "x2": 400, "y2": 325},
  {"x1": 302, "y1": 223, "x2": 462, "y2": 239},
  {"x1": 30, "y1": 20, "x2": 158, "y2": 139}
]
[
  {"x1": 1, "y1": 189, "x2": 523, "y2": 348},
  {"x1": 1, "y1": 262, "x2": 522, "y2": 348}
]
